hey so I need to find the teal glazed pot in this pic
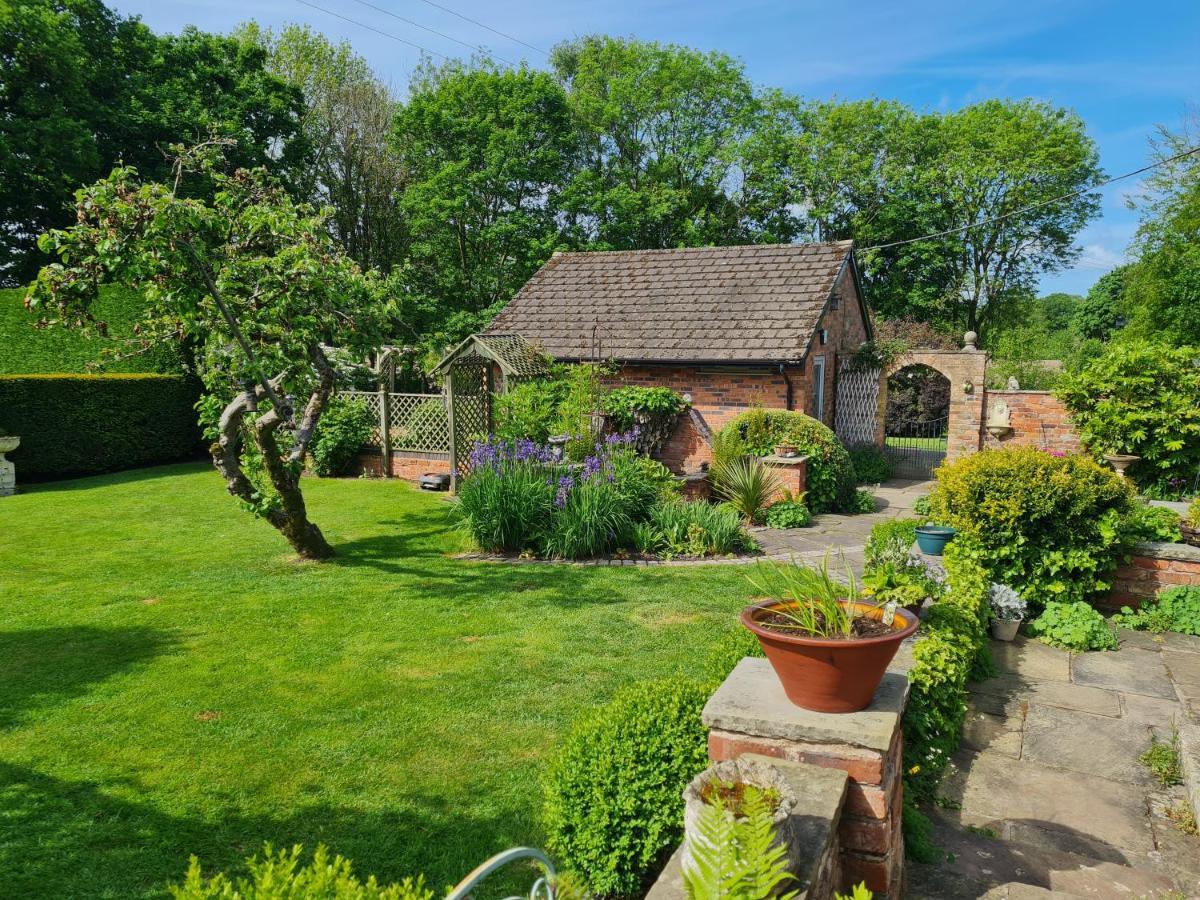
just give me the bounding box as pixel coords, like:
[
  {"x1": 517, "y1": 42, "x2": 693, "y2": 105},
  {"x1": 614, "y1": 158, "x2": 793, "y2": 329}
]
[{"x1": 915, "y1": 525, "x2": 957, "y2": 556}]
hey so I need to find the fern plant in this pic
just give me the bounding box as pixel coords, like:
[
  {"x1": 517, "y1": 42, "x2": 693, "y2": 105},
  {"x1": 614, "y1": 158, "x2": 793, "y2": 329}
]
[{"x1": 683, "y1": 789, "x2": 796, "y2": 900}]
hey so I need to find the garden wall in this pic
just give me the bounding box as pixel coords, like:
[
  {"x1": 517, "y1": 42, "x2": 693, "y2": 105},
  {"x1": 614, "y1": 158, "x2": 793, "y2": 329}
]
[
  {"x1": 0, "y1": 374, "x2": 202, "y2": 480},
  {"x1": 1101, "y1": 541, "x2": 1200, "y2": 610},
  {"x1": 353, "y1": 449, "x2": 451, "y2": 481},
  {"x1": 982, "y1": 390, "x2": 1081, "y2": 454}
]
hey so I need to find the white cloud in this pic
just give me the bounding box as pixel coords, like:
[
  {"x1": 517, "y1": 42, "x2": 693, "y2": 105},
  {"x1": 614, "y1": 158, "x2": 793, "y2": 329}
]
[{"x1": 1076, "y1": 243, "x2": 1125, "y2": 272}]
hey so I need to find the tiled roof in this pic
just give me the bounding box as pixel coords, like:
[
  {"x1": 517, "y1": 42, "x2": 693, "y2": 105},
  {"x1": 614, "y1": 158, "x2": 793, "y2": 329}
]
[{"x1": 484, "y1": 241, "x2": 855, "y2": 363}]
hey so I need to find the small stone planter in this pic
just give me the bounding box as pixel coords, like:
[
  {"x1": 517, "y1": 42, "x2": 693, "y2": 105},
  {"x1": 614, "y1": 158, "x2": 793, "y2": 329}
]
[
  {"x1": 990, "y1": 618, "x2": 1021, "y2": 641},
  {"x1": 681, "y1": 757, "x2": 798, "y2": 878}
]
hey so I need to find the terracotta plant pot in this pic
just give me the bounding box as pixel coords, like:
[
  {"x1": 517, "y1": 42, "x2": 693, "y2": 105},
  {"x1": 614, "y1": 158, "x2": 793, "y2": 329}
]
[
  {"x1": 990, "y1": 618, "x2": 1021, "y2": 641},
  {"x1": 740, "y1": 600, "x2": 919, "y2": 713}
]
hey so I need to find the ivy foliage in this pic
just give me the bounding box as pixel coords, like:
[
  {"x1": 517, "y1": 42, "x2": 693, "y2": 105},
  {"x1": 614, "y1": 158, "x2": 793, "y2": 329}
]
[
  {"x1": 712, "y1": 409, "x2": 857, "y2": 514},
  {"x1": 1028, "y1": 601, "x2": 1118, "y2": 651},
  {"x1": 928, "y1": 447, "x2": 1132, "y2": 610},
  {"x1": 604, "y1": 386, "x2": 688, "y2": 456},
  {"x1": 1056, "y1": 342, "x2": 1200, "y2": 497},
  {"x1": 541, "y1": 678, "x2": 711, "y2": 898}
]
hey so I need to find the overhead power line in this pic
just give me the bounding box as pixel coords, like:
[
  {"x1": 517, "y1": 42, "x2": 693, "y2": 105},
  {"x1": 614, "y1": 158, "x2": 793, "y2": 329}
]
[
  {"x1": 862, "y1": 144, "x2": 1200, "y2": 252},
  {"x1": 347, "y1": 0, "x2": 514, "y2": 65},
  {"x1": 292, "y1": 0, "x2": 451, "y2": 61},
  {"x1": 408, "y1": 0, "x2": 549, "y2": 56}
]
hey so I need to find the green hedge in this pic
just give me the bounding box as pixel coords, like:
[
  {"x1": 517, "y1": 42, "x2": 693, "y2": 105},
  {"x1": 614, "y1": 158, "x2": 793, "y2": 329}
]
[
  {"x1": 0, "y1": 375, "x2": 202, "y2": 479},
  {"x1": 0, "y1": 285, "x2": 181, "y2": 374}
]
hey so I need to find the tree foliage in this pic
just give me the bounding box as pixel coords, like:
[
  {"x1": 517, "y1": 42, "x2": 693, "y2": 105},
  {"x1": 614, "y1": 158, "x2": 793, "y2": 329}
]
[
  {"x1": 0, "y1": 0, "x2": 303, "y2": 285},
  {"x1": 26, "y1": 142, "x2": 391, "y2": 559}
]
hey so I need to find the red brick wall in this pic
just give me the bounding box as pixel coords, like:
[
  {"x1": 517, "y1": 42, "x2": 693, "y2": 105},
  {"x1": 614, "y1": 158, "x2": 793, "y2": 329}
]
[
  {"x1": 1100, "y1": 544, "x2": 1200, "y2": 610},
  {"x1": 353, "y1": 450, "x2": 451, "y2": 481},
  {"x1": 813, "y1": 268, "x2": 871, "y2": 430},
  {"x1": 982, "y1": 390, "x2": 1081, "y2": 454}
]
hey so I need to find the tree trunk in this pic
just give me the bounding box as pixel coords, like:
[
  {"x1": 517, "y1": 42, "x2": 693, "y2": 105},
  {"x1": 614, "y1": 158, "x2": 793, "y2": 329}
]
[{"x1": 210, "y1": 380, "x2": 335, "y2": 561}]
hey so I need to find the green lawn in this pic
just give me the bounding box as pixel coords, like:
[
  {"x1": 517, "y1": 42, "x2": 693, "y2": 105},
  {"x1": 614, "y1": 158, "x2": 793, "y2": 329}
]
[
  {"x1": 884, "y1": 435, "x2": 948, "y2": 452},
  {"x1": 0, "y1": 464, "x2": 757, "y2": 898}
]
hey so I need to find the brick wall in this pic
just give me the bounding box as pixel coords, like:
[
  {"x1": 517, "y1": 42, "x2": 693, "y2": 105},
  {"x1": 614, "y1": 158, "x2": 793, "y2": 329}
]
[
  {"x1": 353, "y1": 450, "x2": 451, "y2": 481},
  {"x1": 982, "y1": 390, "x2": 1081, "y2": 454},
  {"x1": 878, "y1": 349, "x2": 988, "y2": 462},
  {"x1": 1100, "y1": 542, "x2": 1200, "y2": 610}
]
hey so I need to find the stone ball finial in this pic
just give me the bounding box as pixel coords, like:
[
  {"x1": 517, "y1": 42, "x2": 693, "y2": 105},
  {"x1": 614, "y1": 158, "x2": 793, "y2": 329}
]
[{"x1": 963, "y1": 330, "x2": 978, "y2": 351}]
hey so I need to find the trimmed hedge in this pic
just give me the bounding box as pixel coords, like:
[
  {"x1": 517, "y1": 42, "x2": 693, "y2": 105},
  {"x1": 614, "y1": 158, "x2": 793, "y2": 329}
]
[
  {"x1": 0, "y1": 375, "x2": 202, "y2": 479},
  {"x1": 0, "y1": 285, "x2": 181, "y2": 374}
]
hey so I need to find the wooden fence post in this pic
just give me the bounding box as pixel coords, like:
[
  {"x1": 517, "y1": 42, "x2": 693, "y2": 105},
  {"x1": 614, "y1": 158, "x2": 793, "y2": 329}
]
[
  {"x1": 378, "y1": 385, "x2": 393, "y2": 478},
  {"x1": 445, "y1": 375, "x2": 458, "y2": 494}
]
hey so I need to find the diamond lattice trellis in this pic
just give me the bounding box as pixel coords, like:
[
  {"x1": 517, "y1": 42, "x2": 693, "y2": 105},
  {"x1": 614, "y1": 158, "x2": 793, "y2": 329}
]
[{"x1": 834, "y1": 364, "x2": 881, "y2": 447}]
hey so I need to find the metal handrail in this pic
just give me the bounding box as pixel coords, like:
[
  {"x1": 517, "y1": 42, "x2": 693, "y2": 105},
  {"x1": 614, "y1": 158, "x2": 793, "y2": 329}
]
[{"x1": 446, "y1": 847, "x2": 557, "y2": 900}]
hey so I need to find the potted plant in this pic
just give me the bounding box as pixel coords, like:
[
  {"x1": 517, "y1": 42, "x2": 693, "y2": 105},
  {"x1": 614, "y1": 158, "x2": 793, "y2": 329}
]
[
  {"x1": 741, "y1": 557, "x2": 919, "y2": 712},
  {"x1": 914, "y1": 524, "x2": 957, "y2": 555},
  {"x1": 773, "y1": 442, "x2": 798, "y2": 459},
  {"x1": 681, "y1": 757, "x2": 797, "y2": 878},
  {"x1": 1183, "y1": 498, "x2": 1200, "y2": 548},
  {"x1": 988, "y1": 583, "x2": 1026, "y2": 641}
]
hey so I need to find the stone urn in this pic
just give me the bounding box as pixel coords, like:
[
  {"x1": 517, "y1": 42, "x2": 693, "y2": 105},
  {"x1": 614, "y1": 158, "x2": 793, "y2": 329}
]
[
  {"x1": 681, "y1": 757, "x2": 798, "y2": 878},
  {"x1": 0, "y1": 434, "x2": 19, "y2": 497},
  {"x1": 1103, "y1": 453, "x2": 1140, "y2": 480}
]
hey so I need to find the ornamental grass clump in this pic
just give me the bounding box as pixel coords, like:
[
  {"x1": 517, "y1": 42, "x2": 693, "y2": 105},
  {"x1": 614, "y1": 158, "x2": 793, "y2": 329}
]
[{"x1": 743, "y1": 556, "x2": 862, "y2": 638}]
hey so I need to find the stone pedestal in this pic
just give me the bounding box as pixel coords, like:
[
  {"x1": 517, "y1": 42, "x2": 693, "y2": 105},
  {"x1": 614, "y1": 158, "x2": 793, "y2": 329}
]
[
  {"x1": 762, "y1": 454, "x2": 808, "y2": 503},
  {"x1": 0, "y1": 449, "x2": 15, "y2": 497},
  {"x1": 704, "y1": 658, "x2": 909, "y2": 898}
]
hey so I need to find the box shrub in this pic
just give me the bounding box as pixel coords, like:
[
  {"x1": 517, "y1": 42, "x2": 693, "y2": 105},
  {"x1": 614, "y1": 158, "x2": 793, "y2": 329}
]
[
  {"x1": 541, "y1": 678, "x2": 710, "y2": 898},
  {"x1": 310, "y1": 396, "x2": 375, "y2": 477},
  {"x1": 712, "y1": 409, "x2": 857, "y2": 514},
  {"x1": 1056, "y1": 342, "x2": 1200, "y2": 498},
  {"x1": 0, "y1": 374, "x2": 201, "y2": 479},
  {"x1": 928, "y1": 447, "x2": 1132, "y2": 609}
]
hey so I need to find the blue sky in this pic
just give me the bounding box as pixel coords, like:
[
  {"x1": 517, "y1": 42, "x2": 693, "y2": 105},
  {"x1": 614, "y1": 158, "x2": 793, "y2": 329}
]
[{"x1": 114, "y1": 0, "x2": 1200, "y2": 297}]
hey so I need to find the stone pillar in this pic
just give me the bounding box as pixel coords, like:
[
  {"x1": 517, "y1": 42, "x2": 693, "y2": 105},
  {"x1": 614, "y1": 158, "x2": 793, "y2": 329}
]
[
  {"x1": 0, "y1": 436, "x2": 18, "y2": 497},
  {"x1": 704, "y1": 658, "x2": 909, "y2": 898},
  {"x1": 762, "y1": 455, "x2": 808, "y2": 503}
]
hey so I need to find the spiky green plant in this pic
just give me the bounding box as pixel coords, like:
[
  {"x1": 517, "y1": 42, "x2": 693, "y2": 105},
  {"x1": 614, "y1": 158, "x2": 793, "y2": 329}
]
[
  {"x1": 711, "y1": 456, "x2": 783, "y2": 523},
  {"x1": 744, "y1": 555, "x2": 865, "y2": 638}
]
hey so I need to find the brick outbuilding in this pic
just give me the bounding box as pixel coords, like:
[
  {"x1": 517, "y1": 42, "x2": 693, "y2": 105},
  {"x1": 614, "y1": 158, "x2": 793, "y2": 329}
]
[{"x1": 483, "y1": 242, "x2": 873, "y2": 473}]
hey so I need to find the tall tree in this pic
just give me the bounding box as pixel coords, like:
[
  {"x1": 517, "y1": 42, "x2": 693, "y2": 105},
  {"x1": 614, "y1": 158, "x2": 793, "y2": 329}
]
[
  {"x1": 239, "y1": 23, "x2": 406, "y2": 273},
  {"x1": 0, "y1": 0, "x2": 302, "y2": 285},
  {"x1": 551, "y1": 35, "x2": 793, "y2": 250},
  {"x1": 392, "y1": 61, "x2": 576, "y2": 341},
  {"x1": 1121, "y1": 114, "x2": 1200, "y2": 346},
  {"x1": 1076, "y1": 266, "x2": 1129, "y2": 341},
  {"x1": 26, "y1": 142, "x2": 391, "y2": 559},
  {"x1": 791, "y1": 99, "x2": 1102, "y2": 337}
]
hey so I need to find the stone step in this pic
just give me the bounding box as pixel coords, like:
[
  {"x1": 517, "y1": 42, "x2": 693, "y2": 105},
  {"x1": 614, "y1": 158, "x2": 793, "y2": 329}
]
[{"x1": 645, "y1": 757, "x2": 849, "y2": 900}]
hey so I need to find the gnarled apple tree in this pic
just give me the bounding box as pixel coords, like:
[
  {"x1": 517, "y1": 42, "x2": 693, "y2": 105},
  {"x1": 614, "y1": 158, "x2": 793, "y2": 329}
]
[{"x1": 26, "y1": 141, "x2": 392, "y2": 560}]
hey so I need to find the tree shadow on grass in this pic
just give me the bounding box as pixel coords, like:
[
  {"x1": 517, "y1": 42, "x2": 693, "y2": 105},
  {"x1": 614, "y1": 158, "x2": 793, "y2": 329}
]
[
  {"x1": 0, "y1": 761, "x2": 539, "y2": 899},
  {"x1": 0, "y1": 626, "x2": 177, "y2": 728}
]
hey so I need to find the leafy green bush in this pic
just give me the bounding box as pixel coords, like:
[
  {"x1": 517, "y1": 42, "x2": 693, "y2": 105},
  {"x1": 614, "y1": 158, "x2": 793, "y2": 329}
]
[
  {"x1": 553, "y1": 364, "x2": 609, "y2": 460},
  {"x1": 713, "y1": 409, "x2": 857, "y2": 513},
  {"x1": 645, "y1": 500, "x2": 752, "y2": 557},
  {"x1": 604, "y1": 386, "x2": 687, "y2": 456},
  {"x1": 849, "y1": 444, "x2": 891, "y2": 484},
  {"x1": 0, "y1": 374, "x2": 201, "y2": 479},
  {"x1": 170, "y1": 844, "x2": 432, "y2": 900},
  {"x1": 904, "y1": 536, "x2": 993, "y2": 799},
  {"x1": 1056, "y1": 342, "x2": 1200, "y2": 496},
  {"x1": 309, "y1": 396, "x2": 375, "y2": 477},
  {"x1": 851, "y1": 489, "x2": 877, "y2": 514},
  {"x1": 1123, "y1": 504, "x2": 1183, "y2": 544},
  {"x1": 865, "y1": 519, "x2": 919, "y2": 569},
  {"x1": 0, "y1": 285, "x2": 182, "y2": 374},
  {"x1": 928, "y1": 448, "x2": 1132, "y2": 610},
  {"x1": 1113, "y1": 585, "x2": 1200, "y2": 636},
  {"x1": 542, "y1": 678, "x2": 710, "y2": 898},
  {"x1": 765, "y1": 500, "x2": 811, "y2": 529},
  {"x1": 611, "y1": 448, "x2": 679, "y2": 520},
  {"x1": 543, "y1": 479, "x2": 633, "y2": 559},
  {"x1": 1028, "y1": 601, "x2": 1117, "y2": 651},
  {"x1": 710, "y1": 456, "x2": 782, "y2": 523},
  {"x1": 494, "y1": 377, "x2": 569, "y2": 444},
  {"x1": 913, "y1": 495, "x2": 932, "y2": 518}
]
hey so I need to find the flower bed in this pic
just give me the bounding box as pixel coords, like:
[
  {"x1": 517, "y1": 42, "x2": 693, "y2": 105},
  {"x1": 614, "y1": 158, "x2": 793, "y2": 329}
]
[{"x1": 456, "y1": 432, "x2": 756, "y2": 561}]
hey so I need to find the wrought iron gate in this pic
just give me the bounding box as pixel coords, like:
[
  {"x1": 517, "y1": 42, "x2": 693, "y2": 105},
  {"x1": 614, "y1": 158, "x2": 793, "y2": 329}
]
[
  {"x1": 884, "y1": 414, "x2": 949, "y2": 479},
  {"x1": 833, "y1": 364, "x2": 881, "y2": 447}
]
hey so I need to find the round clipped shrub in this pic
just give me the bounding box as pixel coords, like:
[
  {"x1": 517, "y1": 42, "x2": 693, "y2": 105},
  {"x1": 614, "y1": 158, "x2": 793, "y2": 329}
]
[
  {"x1": 928, "y1": 447, "x2": 1133, "y2": 609},
  {"x1": 712, "y1": 409, "x2": 857, "y2": 513},
  {"x1": 541, "y1": 678, "x2": 710, "y2": 898}
]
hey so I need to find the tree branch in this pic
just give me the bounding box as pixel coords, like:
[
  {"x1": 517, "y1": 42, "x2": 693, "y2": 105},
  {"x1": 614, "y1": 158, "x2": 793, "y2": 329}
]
[{"x1": 289, "y1": 344, "x2": 337, "y2": 464}]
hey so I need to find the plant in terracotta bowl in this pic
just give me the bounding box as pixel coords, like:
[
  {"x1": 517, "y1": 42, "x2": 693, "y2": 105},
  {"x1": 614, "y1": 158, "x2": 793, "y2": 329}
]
[{"x1": 741, "y1": 556, "x2": 918, "y2": 713}]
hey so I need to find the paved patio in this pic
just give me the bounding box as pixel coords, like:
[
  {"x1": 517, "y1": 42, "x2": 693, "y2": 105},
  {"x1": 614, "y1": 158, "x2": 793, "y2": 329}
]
[{"x1": 908, "y1": 631, "x2": 1200, "y2": 899}]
